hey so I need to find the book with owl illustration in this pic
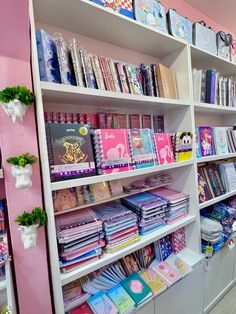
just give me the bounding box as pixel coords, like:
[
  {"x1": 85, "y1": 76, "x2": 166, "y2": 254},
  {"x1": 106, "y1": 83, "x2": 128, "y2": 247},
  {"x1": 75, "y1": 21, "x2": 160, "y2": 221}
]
[
  {"x1": 93, "y1": 129, "x2": 133, "y2": 174},
  {"x1": 198, "y1": 126, "x2": 214, "y2": 157},
  {"x1": 213, "y1": 127, "x2": 229, "y2": 155},
  {"x1": 129, "y1": 129, "x2": 157, "y2": 169},
  {"x1": 153, "y1": 133, "x2": 174, "y2": 165},
  {"x1": 46, "y1": 123, "x2": 96, "y2": 181},
  {"x1": 36, "y1": 29, "x2": 61, "y2": 83}
]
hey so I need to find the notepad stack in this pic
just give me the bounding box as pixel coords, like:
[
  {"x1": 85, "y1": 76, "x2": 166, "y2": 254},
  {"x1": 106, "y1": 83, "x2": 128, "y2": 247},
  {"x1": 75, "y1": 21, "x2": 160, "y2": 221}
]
[
  {"x1": 92, "y1": 202, "x2": 139, "y2": 253},
  {"x1": 56, "y1": 208, "x2": 104, "y2": 273},
  {"x1": 149, "y1": 188, "x2": 189, "y2": 224},
  {"x1": 121, "y1": 192, "x2": 168, "y2": 235}
]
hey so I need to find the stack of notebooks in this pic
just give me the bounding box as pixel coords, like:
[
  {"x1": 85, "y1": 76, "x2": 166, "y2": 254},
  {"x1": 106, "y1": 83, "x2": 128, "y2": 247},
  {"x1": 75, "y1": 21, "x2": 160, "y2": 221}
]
[
  {"x1": 92, "y1": 202, "x2": 139, "y2": 253},
  {"x1": 44, "y1": 111, "x2": 165, "y2": 133},
  {"x1": 192, "y1": 68, "x2": 236, "y2": 106},
  {"x1": 129, "y1": 129, "x2": 156, "y2": 169},
  {"x1": 63, "y1": 279, "x2": 90, "y2": 312},
  {"x1": 121, "y1": 192, "x2": 168, "y2": 235},
  {"x1": 93, "y1": 129, "x2": 133, "y2": 174},
  {"x1": 149, "y1": 188, "x2": 189, "y2": 224},
  {"x1": 196, "y1": 126, "x2": 236, "y2": 158},
  {"x1": 37, "y1": 29, "x2": 179, "y2": 100},
  {"x1": 56, "y1": 208, "x2": 104, "y2": 273}
]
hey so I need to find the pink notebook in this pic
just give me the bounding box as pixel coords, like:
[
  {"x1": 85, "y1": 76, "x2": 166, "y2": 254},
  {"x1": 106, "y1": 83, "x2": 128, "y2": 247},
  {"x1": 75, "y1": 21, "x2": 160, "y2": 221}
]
[
  {"x1": 149, "y1": 188, "x2": 188, "y2": 203},
  {"x1": 153, "y1": 133, "x2": 174, "y2": 165},
  {"x1": 94, "y1": 129, "x2": 133, "y2": 173},
  {"x1": 151, "y1": 261, "x2": 181, "y2": 286}
]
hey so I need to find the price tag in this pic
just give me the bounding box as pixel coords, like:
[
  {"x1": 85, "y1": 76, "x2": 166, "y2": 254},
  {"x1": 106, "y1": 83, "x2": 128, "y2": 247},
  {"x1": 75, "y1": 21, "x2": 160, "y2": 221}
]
[
  {"x1": 228, "y1": 239, "x2": 235, "y2": 250},
  {"x1": 205, "y1": 245, "x2": 213, "y2": 257}
]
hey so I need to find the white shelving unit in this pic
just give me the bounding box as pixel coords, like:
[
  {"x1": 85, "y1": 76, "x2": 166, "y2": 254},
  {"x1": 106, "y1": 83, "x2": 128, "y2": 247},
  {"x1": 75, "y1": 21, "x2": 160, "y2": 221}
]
[
  {"x1": 0, "y1": 170, "x2": 3, "y2": 179},
  {"x1": 29, "y1": 0, "x2": 236, "y2": 313}
]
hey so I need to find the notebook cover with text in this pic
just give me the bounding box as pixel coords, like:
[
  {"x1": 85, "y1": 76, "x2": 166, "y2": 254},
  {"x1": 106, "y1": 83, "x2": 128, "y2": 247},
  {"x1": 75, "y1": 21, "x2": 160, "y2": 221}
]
[{"x1": 46, "y1": 123, "x2": 96, "y2": 180}]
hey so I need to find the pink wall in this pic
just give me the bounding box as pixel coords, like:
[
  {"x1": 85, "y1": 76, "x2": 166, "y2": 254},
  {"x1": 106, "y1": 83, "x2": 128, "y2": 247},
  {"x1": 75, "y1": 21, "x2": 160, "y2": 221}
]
[
  {"x1": 162, "y1": 0, "x2": 236, "y2": 37},
  {"x1": 0, "y1": 1, "x2": 52, "y2": 313}
]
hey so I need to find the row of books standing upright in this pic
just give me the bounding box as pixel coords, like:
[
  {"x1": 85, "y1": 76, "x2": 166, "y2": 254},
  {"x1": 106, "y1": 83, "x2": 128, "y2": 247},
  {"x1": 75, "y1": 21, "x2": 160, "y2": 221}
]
[
  {"x1": 193, "y1": 68, "x2": 236, "y2": 106},
  {"x1": 46, "y1": 119, "x2": 193, "y2": 181},
  {"x1": 36, "y1": 29, "x2": 179, "y2": 99}
]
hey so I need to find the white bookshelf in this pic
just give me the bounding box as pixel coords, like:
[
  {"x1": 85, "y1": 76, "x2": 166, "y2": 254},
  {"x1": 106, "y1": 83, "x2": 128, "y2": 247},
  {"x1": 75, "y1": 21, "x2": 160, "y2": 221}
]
[
  {"x1": 199, "y1": 190, "x2": 236, "y2": 209},
  {"x1": 197, "y1": 153, "x2": 236, "y2": 163},
  {"x1": 0, "y1": 170, "x2": 3, "y2": 179},
  {"x1": 29, "y1": 0, "x2": 236, "y2": 313}
]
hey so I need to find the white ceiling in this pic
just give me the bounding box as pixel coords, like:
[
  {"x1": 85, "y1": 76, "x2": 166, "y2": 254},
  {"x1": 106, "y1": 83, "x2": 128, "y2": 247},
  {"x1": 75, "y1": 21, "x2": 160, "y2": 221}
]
[{"x1": 185, "y1": 0, "x2": 236, "y2": 33}]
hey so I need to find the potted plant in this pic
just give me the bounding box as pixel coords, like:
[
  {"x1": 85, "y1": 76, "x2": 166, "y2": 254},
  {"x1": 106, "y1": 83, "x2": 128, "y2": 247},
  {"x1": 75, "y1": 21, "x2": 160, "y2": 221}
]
[
  {"x1": 15, "y1": 207, "x2": 47, "y2": 250},
  {"x1": 6, "y1": 153, "x2": 37, "y2": 188},
  {"x1": 0, "y1": 86, "x2": 34, "y2": 123}
]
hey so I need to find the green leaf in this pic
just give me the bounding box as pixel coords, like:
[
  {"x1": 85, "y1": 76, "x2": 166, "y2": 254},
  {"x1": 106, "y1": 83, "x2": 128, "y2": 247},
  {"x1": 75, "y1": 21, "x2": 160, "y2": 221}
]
[
  {"x1": 15, "y1": 207, "x2": 47, "y2": 227},
  {"x1": 6, "y1": 153, "x2": 37, "y2": 167},
  {"x1": 0, "y1": 86, "x2": 34, "y2": 106}
]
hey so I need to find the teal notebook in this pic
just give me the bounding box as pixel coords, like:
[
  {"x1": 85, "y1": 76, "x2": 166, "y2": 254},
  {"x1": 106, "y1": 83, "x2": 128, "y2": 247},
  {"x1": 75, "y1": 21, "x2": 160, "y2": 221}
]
[
  {"x1": 121, "y1": 272, "x2": 152, "y2": 306},
  {"x1": 107, "y1": 284, "x2": 135, "y2": 314},
  {"x1": 88, "y1": 291, "x2": 118, "y2": 314}
]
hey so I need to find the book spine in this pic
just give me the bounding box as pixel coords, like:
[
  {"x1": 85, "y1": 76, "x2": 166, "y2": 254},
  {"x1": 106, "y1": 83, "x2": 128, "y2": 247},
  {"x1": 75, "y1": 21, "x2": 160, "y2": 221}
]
[
  {"x1": 68, "y1": 39, "x2": 85, "y2": 87},
  {"x1": 108, "y1": 59, "x2": 121, "y2": 92},
  {"x1": 105, "y1": 58, "x2": 116, "y2": 92},
  {"x1": 213, "y1": 169, "x2": 225, "y2": 195},
  {"x1": 91, "y1": 55, "x2": 106, "y2": 90},
  {"x1": 151, "y1": 64, "x2": 159, "y2": 97},
  {"x1": 156, "y1": 64, "x2": 164, "y2": 98},
  {"x1": 210, "y1": 71, "x2": 216, "y2": 104}
]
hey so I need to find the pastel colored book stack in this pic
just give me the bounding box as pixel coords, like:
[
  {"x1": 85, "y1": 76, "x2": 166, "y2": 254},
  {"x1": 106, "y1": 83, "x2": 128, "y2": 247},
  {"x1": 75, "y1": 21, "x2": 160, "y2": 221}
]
[
  {"x1": 93, "y1": 129, "x2": 133, "y2": 174},
  {"x1": 45, "y1": 123, "x2": 96, "y2": 181},
  {"x1": 129, "y1": 129, "x2": 157, "y2": 169},
  {"x1": 92, "y1": 202, "x2": 139, "y2": 253},
  {"x1": 56, "y1": 208, "x2": 104, "y2": 273},
  {"x1": 121, "y1": 192, "x2": 168, "y2": 235},
  {"x1": 121, "y1": 272, "x2": 152, "y2": 306},
  {"x1": 153, "y1": 133, "x2": 174, "y2": 165},
  {"x1": 149, "y1": 188, "x2": 189, "y2": 224}
]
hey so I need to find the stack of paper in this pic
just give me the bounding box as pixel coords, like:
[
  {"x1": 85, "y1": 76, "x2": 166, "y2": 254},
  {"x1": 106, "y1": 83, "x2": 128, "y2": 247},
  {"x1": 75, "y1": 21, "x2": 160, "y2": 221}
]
[
  {"x1": 92, "y1": 202, "x2": 139, "y2": 252},
  {"x1": 56, "y1": 208, "x2": 104, "y2": 273},
  {"x1": 121, "y1": 192, "x2": 168, "y2": 235}
]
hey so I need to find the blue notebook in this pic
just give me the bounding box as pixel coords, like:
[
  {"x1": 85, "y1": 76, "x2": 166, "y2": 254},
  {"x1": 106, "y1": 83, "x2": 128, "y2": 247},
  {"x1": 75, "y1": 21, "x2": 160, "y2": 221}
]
[{"x1": 88, "y1": 291, "x2": 118, "y2": 314}]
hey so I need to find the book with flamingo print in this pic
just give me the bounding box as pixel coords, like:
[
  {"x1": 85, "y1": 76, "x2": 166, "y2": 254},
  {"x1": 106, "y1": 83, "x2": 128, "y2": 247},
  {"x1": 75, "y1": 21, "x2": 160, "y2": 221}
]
[
  {"x1": 153, "y1": 133, "x2": 174, "y2": 165},
  {"x1": 93, "y1": 129, "x2": 133, "y2": 174}
]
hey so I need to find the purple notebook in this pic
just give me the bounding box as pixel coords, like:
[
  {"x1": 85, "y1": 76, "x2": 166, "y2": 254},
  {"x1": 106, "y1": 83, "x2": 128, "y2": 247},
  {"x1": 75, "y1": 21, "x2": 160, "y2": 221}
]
[{"x1": 198, "y1": 126, "x2": 214, "y2": 157}]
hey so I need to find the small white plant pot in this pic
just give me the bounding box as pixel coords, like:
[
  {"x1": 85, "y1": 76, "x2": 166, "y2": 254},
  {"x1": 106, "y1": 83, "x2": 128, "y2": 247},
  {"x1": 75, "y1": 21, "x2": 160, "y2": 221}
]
[
  {"x1": 12, "y1": 164, "x2": 33, "y2": 189},
  {"x1": 1, "y1": 99, "x2": 29, "y2": 123},
  {"x1": 19, "y1": 224, "x2": 39, "y2": 250}
]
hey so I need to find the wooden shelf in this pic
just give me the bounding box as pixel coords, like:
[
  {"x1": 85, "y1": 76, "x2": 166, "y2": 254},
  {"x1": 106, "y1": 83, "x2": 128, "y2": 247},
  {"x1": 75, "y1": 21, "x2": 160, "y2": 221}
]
[
  {"x1": 33, "y1": 0, "x2": 186, "y2": 59},
  {"x1": 51, "y1": 160, "x2": 193, "y2": 191},
  {"x1": 41, "y1": 82, "x2": 190, "y2": 112},
  {"x1": 0, "y1": 169, "x2": 3, "y2": 179},
  {"x1": 194, "y1": 103, "x2": 236, "y2": 114},
  {"x1": 54, "y1": 182, "x2": 170, "y2": 216},
  {"x1": 191, "y1": 45, "x2": 236, "y2": 76},
  {"x1": 60, "y1": 214, "x2": 196, "y2": 285},
  {"x1": 197, "y1": 153, "x2": 236, "y2": 163},
  {"x1": 199, "y1": 190, "x2": 236, "y2": 209}
]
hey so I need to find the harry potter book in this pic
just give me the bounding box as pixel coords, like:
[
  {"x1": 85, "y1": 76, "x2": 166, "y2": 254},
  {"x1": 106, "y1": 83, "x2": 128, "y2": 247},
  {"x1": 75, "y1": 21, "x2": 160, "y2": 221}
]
[{"x1": 46, "y1": 123, "x2": 96, "y2": 181}]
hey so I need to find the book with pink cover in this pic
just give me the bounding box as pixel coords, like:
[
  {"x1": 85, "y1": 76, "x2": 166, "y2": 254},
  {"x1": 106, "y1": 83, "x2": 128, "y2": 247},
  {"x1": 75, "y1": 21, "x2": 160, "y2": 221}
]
[
  {"x1": 93, "y1": 129, "x2": 133, "y2": 174},
  {"x1": 151, "y1": 260, "x2": 181, "y2": 286},
  {"x1": 149, "y1": 188, "x2": 188, "y2": 204},
  {"x1": 153, "y1": 133, "x2": 174, "y2": 165}
]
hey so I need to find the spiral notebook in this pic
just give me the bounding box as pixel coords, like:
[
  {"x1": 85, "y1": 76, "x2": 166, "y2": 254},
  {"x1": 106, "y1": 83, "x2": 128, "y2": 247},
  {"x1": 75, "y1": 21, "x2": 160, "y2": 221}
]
[
  {"x1": 93, "y1": 129, "x2": 133, "y2": 174},
  {"x1": 129, "y1": 129, "x2": 157, "y2": 169}
]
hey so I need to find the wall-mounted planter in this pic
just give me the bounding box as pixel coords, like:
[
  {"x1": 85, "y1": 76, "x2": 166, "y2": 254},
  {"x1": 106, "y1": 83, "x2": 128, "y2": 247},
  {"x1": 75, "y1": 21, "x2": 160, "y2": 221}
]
[
  {"x1": 12, "y1": 164, "x2": 33, "y2": 189},
  {"x1": 19, "y1": 224, "x2": 39, "y2": 250},
  {"x1": 1, "y1": 99, "x2": 29, "y2": 123}
]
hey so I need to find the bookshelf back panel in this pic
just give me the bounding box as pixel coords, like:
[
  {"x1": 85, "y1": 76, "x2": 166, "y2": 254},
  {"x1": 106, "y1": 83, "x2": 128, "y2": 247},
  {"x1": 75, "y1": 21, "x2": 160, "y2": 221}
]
[{"x1": 36, "y1": 23, "x2": 190, "y2": 100}]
